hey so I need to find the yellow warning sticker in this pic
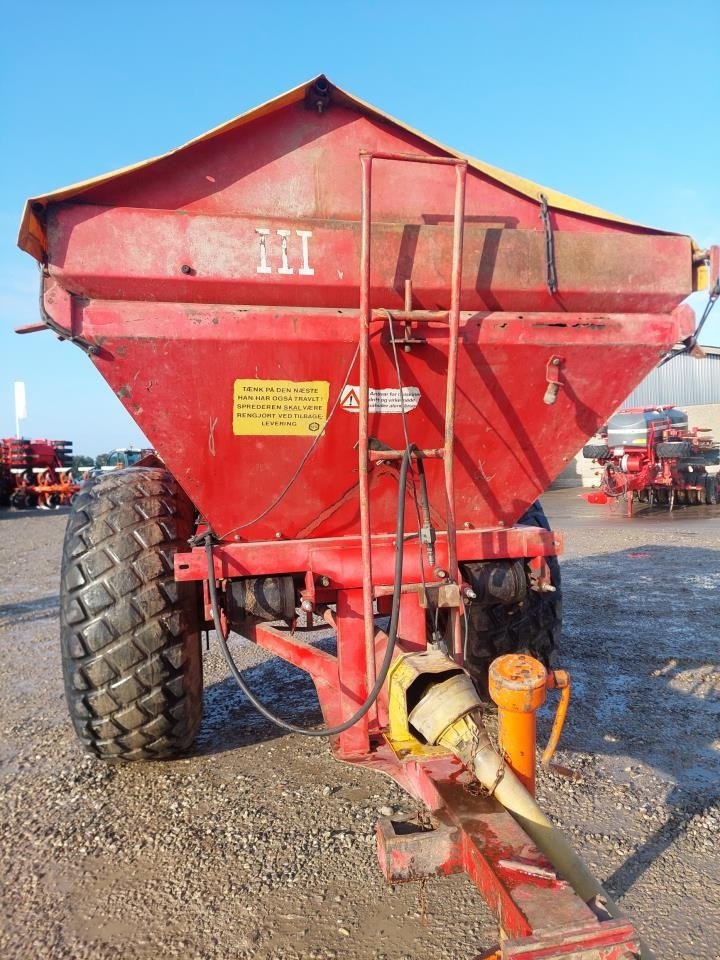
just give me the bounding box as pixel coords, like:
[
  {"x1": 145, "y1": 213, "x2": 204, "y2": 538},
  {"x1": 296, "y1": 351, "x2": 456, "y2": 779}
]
[{"x1": 233, "y1": 379, "x2": 330, "y2": 436}]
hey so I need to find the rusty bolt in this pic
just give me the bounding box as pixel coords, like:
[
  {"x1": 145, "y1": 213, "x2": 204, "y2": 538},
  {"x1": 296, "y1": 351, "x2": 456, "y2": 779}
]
[
  {"x1": 318, "y1": 576, "x2": 331, "y2": 587},
  {"x1": 463, "y1": 520, "x2": 472, "y2": 529}
]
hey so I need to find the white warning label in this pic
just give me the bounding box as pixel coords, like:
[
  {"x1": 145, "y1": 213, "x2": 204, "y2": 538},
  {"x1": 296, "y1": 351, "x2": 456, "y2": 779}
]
[{"x1": 340, "y1": 385, "x2": 421, "y2": 414}]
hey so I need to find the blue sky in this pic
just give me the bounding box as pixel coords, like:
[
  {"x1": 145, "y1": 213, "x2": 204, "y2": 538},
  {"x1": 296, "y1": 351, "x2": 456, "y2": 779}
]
[{"x1": 1, "y1": 1, "x2": 718, "y2": 454}]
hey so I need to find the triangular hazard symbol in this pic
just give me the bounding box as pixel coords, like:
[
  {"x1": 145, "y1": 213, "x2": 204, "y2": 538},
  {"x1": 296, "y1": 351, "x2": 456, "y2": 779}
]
[{"x1": 341, "y1": 388, "x2": 360, "y2": 409}]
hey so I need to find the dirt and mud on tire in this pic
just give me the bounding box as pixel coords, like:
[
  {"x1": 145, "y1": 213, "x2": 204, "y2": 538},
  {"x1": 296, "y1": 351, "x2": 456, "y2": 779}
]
[
  {"x1": 60, "y1": 466, "x2": 202, "y2": 760},
  {"x1": 462, "y1": 501, "x2": 561, "y2": 697}
]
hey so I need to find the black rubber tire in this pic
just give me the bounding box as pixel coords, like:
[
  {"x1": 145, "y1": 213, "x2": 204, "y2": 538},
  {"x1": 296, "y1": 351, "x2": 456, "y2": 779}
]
[
  {"x1": 0, "y1": 468, "x2": 12, "y2": 508},
  {"x1": 462, "y1": 501, "x2": 562, "y2": 697},
  {"x1": 706, "y1": 476, "x2": 719, "y2": 505},
  {"x1": 60, "y1": 466, "x2": 202, "y2": 760},
  {"x1": 10, "y1": 487, "x2": 37, "y2": 510},
  {"x1": 656, "y1": 441, "x2": 693, "y2": 458},
  {"x1": 582, "y1": 443, "x2": 609, "y2": 460}
]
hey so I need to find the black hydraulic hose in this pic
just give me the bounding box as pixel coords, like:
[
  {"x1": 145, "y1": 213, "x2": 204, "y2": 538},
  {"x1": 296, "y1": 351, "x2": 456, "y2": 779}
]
[
  {"x1": 204, "y1": 445, "x2": 415, "y2": 736},
  {"x1": 415, "y1": 455, "x2": 431, "y2": 525},
  {"x1": 659, "y1": 278, "x2": 719, "y2": 367}
]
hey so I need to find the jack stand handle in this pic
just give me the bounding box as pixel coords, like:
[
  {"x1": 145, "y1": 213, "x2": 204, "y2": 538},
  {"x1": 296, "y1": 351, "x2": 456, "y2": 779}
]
[{"x1": 541, "y1": 669, "x2": 570, "y2": 767}]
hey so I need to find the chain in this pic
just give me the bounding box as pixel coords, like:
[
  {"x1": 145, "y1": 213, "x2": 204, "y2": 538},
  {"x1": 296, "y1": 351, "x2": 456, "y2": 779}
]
[{"x1": 538, "y1": 193, "x2": 558, "y2": 295}]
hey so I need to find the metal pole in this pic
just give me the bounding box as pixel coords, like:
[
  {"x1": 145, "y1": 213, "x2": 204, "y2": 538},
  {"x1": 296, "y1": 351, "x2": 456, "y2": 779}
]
[
  {"x1": 359, "y1": 152, "x2": 466, "y2": 666},
  {"x1": 358, "y1": 153, "x2": 376, "y2": 705},
  {"x1": 445, "y1": 162, "x2": 467, "y2": 658}
]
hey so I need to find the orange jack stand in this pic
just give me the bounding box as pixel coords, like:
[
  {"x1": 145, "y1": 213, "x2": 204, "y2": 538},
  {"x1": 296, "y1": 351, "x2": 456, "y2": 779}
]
[{"x1": 488, "y1": 654, "x2": 570, "y2": 796}]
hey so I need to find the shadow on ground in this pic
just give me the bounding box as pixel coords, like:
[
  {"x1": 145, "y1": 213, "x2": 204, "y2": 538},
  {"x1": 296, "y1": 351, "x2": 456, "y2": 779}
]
[
  {"x1": 0, "y1": 508, "x2": 70, "y2": 522},
  {"x1": 543, "y1": 542, "x2": 719, "y2": 901},
  {"x1": 0, "y1": 595, "x2": 59, "y2": 627},
  {"x1": 197, "y1": 634, "x2": 337, "y2": 753}
]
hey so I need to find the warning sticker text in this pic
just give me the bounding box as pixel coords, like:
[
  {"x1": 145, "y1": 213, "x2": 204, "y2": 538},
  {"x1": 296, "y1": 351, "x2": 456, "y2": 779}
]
[
  {"x1": 340, "y1": 385, "x2": 421, "y2": 414},
  {"x1": 233, "y1": 379, "x2": 330, "y2": 436}
]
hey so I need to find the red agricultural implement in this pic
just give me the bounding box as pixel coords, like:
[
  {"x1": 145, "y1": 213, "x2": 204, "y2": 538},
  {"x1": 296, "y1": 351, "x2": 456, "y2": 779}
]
[
  {"x1": 0, "y1": 436, "x2": 79, "y2": 509},
  {"x1": 18, "y1": 76, "x2": 720, "y2": 958},
  {"x1": 582, "y1": 407, "x2": 720, "y2": 516}
]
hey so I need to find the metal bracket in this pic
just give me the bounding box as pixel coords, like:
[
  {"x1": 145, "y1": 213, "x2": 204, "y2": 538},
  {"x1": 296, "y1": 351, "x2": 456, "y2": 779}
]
[
  {"x1": 375, "y1": 777, "x2": 642, "y2": 959},
  {"x1": 388, "y1": 316, "x2": 426, "y2": 352},
  {"x1": 502, "y1": 920, "x2": 641, "y2": 959},
  {"x1": 544, "y1": 355, "x2": 564, "y2": 405},
  {"x1": 709, "y1": 245, "x2": 720, "y2": 289},
  {"x1": 37, "y1": 268, "x2": 99, "y2": 356}
]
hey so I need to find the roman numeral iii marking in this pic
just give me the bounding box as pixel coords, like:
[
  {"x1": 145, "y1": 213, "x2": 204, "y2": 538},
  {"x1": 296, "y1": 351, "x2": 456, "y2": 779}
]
[{"x1": 255, "y1": 228, "x2": 314, "y2": 276}]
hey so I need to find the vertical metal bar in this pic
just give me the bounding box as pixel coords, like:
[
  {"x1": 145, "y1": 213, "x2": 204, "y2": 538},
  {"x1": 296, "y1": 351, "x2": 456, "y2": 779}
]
[
  {"x1": 404, "y1": 278, "x2": 413, "y2": 311},
  {"x1": 335, "y1": 589, "x2": 371, "y2": 758},
  {"x1": 359, "y1": 152, "x2": 466, "y2": 666},
  {"x1": 445, "y1": 162, "x2": 467, "y2": 658},
  {"x1": 358, "y1": 153, "x2": 378, "y2": 706}
]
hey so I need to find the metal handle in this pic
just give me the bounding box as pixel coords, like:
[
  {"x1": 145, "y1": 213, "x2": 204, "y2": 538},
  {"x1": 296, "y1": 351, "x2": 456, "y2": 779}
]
[{"x1": 541, "y1": 669, "x2": 570, "y2": 766}]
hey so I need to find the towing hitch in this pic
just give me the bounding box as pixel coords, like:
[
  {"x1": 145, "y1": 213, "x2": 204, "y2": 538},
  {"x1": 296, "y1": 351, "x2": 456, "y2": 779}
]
[{"x1": 377, "y1": 650, "x2": 652, "y2": 960}]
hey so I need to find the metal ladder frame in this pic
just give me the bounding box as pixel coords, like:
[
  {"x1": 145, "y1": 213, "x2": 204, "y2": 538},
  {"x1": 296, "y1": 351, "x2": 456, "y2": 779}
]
[{"x1": 358, "y1": 150, "x2": 467, "y2": 697}]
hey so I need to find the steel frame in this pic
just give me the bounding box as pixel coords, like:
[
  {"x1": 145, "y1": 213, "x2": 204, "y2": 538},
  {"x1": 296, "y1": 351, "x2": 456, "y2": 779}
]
[
  {"x1": 358, "y1": 151, "x2": 467, "y2": 688},
  {"x1": 175, "y1": 524, "x2": 561, "y2": 759}
]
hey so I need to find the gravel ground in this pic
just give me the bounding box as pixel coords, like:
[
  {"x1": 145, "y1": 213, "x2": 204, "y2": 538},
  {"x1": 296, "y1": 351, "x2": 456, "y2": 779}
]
[{"x1": 1, "y1": 491, "x2": 718, "y2": 959}]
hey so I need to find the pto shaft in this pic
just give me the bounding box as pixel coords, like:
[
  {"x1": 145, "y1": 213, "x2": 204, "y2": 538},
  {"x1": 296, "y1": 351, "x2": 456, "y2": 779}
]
[{"x1": 407, "y1": 670, "x2": 655, "y2": 960}]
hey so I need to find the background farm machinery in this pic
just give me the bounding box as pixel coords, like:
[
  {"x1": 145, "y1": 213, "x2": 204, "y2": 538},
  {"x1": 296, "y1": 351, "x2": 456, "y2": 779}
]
[
  {"x1": 17, "y1": 74, "x2": 720, "y2": 958},
  {"x1": 0, "y1": 443, "x2": 157, "y2": 509},
  {"x1": 0, "y1": 437, "x2": 78, "y2": 509},
  {"x1": 582, "y1": 406, "x2": 720, "y2": 515},
  {"x1": 86, "y1": 446, "x2": 156, "y2": 479}
]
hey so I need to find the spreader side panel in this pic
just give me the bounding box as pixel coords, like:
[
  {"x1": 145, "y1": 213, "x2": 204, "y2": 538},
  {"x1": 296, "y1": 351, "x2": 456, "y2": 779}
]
[{"x1": 76, "y1": 299, "x2": 692, "y2": 540}]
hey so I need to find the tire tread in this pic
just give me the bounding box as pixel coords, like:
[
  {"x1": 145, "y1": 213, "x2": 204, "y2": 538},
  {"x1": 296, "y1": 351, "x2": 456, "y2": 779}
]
[
  {"x1": 462, "y1": 501, "x2": 562, "y2": 696},
  {"x1": 60, "y1": 467, "x2": 202, "y2": 760}
]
